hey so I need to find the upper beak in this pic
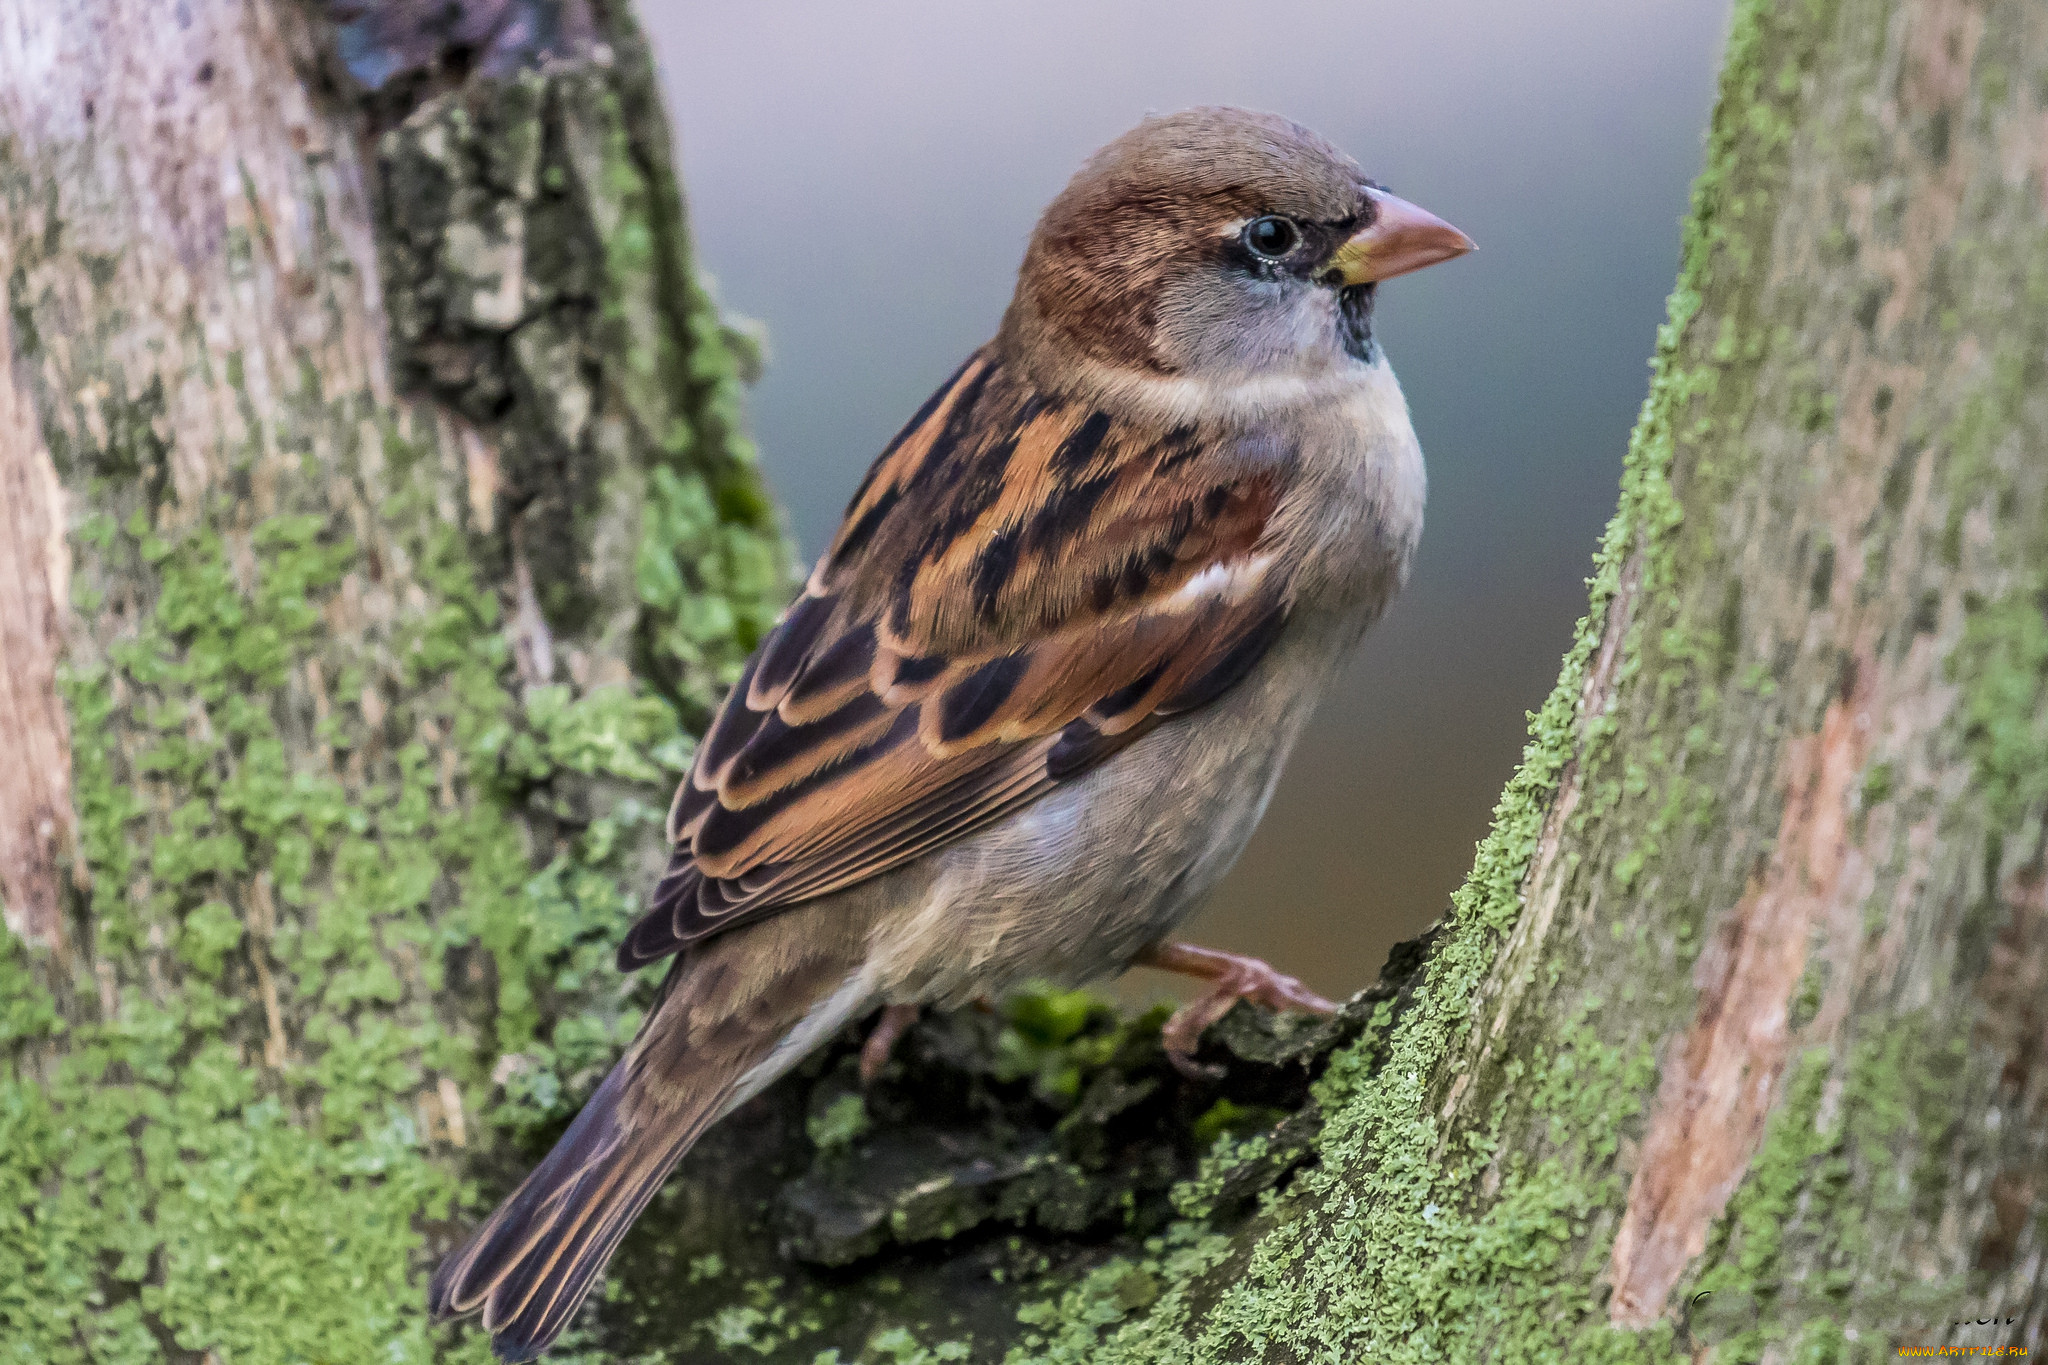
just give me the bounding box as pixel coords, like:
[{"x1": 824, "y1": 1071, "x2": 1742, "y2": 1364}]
[{"x1": 1328, "y1": 188, "x2": 1475, "y2": 286}]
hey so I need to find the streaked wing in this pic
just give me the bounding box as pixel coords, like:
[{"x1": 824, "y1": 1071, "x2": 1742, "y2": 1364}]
[{"x1": 620, "y1": 349, "x2": 1291, "y2": 968}]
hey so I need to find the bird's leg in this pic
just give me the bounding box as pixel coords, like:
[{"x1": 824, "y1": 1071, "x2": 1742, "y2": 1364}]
[
  {"x1": 1136, "y1": 942, "x2": 1338, "y2": 1076},
  {"x1": 859, "y1": 1003, "x2": 920, "y2": 1084}
]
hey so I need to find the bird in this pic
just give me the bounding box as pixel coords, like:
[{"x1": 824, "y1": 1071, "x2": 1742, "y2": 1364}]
[{"x1": 429, "y1": 104, "x2": 1472, "y2": 1360}]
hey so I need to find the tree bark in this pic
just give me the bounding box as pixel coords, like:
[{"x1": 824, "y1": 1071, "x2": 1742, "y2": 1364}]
[
  {"x1": 2, "y1": 0, "x2": 2043, "y2": 1363},
  {"x1": 0, "y1": 2, "x2": 784, "y2": 1360}
]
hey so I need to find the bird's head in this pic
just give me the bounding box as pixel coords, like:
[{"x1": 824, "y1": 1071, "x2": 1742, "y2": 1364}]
[{"x1": 1002, "y1": 106, "x2": 1472, "y2": 394}]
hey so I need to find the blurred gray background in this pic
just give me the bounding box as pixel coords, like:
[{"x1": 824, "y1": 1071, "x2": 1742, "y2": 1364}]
[{"x1": 644, "y1": 0, "x2": 1732, "y2": 1000}]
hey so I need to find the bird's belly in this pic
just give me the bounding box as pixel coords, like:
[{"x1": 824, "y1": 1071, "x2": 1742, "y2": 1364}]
[{"x1": 867, "y1": 608, "x2": 1364, "y2": 1006}]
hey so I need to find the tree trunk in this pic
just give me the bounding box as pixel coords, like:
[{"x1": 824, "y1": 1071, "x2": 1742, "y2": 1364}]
[
  {"x1": 2, "y1": 1, "x2": 2043, "y2": 1364},
  {"x1": 0, "y1": 2, "x2": 785, "y2": 1360}
]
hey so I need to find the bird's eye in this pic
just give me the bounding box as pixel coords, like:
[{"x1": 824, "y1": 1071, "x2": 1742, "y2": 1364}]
[{"x1": 1242, "y1": 215, "x2": 1301, "y2": 261}]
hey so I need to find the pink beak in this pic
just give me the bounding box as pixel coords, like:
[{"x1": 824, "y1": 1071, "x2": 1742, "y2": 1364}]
[{"x1": 1328, "y1": 188, "x2": 1475, "y2": 286}]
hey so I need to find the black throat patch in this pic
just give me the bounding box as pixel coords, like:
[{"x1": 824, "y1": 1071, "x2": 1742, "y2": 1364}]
[{"x1": 1338, "y1": 283, "x2": 1378, "y2": 363}]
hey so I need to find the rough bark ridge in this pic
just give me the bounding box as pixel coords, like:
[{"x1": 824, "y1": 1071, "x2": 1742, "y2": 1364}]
[
  {"x1": 0, "y1": 1, "x2": 783, "y2": 1360},
  {"x1": 0, "y1": 0, "x2": 2042, "y2": 1363}
]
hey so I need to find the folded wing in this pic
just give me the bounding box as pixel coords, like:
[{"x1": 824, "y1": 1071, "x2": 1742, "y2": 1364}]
[{"x1": 620, "y1": 350, "x2": 1291, "y2": 969}]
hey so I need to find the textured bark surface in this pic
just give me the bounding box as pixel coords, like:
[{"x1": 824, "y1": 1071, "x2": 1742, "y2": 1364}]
[
  {"x1": 0, "y1": 1, "x2": 783, "y2": 1360},
  {"x1": 0, "y1": 301, "x2": 72, "y2": 949},
  {"x1": 1, "y1": 0, "x2": 2043, "y2": 1362}
]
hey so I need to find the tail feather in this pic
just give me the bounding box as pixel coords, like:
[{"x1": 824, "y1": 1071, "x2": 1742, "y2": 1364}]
[
  {"x1": 428, "y1": 1060, "x2": 714, "y2": 1361},
  {"x1": 430, "y1": 921, "x2": 880, "y2": 1361}
]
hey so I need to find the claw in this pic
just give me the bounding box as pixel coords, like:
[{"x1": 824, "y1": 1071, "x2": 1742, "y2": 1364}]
[
  {"x1": 859, "y1": 1003, "x2": 920, "y2": 1085},
  {"x1": 1136, "y1": 942, "x2": 1337, "y2": 1075}
]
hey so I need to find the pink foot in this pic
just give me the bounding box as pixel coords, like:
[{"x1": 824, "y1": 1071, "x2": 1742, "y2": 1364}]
[
  {"x1": 860, "y1": 1003, "x2": 920, "y2": 1084},
  {"x1": 1136, "y1": 942, "x2": 1337, "y2": 1077}
]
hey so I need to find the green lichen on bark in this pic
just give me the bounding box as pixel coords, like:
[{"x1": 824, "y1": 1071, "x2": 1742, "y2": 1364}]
[
  {"x1": 373, "y1": 18, "x2": 786, "y2": 714},
  {"x1": 1682, "y1": 1017, "x2": 1980, "y2": 1357},
  {"x1": 0, "y1": 3, "x2": 786, "y2": 1360},
  {"x1": 1943, "y1": 242, "x2": 2048, "y2": 829},
  {"x1": 0, "y1": 399, "x2": 697, "y2": 1361}
]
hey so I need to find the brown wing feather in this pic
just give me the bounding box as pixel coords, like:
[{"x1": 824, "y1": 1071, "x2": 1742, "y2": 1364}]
[{"x1": 621, "y1": 348, "x2": 1292, "y2": 970}]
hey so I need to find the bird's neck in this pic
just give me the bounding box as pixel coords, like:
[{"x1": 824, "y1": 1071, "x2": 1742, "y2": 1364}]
[{"x1": 994, "y1": 321, "x2": 1381, "y2": 433}]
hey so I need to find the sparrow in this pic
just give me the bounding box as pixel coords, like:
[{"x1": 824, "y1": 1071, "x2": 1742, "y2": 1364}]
[{"x1": 430, "y1": 104, "x2": 1472, "y2": 1359}]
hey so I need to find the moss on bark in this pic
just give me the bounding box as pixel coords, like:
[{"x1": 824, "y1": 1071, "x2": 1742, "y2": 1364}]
[{"x1": 0, "y1": 3, "x2": 780, "y2": 1360}]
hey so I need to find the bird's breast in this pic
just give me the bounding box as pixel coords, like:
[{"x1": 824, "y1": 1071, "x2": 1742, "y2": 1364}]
[{"x1": 1262, "y1": 354, "x2": 1426, "y2": 618}]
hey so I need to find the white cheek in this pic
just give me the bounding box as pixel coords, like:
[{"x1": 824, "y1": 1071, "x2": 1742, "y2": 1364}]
[
  {"x1": 1282, "y1": 288, "x2": 1340, "y2": 353},
  {"x1": 1174, "y1": 268, "x2": 1352, "y2": 379},
  {"x1": 1238, "y1": 280, "x2": 1330, "y2": 363}
]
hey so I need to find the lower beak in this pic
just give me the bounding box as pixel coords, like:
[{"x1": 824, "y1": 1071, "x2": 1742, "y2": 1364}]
[{"x1": 1327, "y1": 188, "x2": 1474, "y2": 286}]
